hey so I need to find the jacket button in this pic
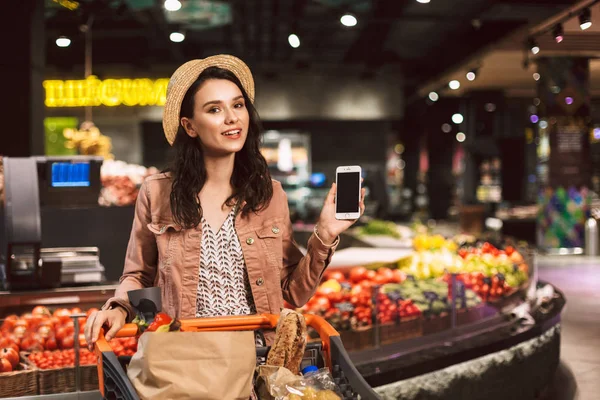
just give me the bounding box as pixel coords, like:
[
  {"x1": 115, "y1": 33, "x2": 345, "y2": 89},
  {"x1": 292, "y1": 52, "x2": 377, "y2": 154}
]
[
  {"x1": 256, "y1": 278, "x2": 264, "y2": 286},
  {"x1": 271, "y1": 227, "x2": 280, "y2": 234},
  {"x1": 246, "y1": 237, "x2": 255, "y2": 245}
]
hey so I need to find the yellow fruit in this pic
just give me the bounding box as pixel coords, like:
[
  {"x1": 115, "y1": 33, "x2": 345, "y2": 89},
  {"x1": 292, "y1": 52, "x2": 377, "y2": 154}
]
[{"x1": 320, "y1": 279, "x2": 342, "y2": 293}]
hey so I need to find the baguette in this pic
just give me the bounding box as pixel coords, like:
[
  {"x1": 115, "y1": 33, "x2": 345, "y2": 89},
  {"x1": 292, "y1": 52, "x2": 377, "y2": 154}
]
[{"x1": 266, "y1": 309, "x2": 307, "y2": 375}]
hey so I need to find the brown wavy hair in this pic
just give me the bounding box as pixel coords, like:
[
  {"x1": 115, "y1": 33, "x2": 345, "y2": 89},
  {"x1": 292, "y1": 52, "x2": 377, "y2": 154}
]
[{"x1": 168, "y1": 66, "x2": 272, "y2": 229}]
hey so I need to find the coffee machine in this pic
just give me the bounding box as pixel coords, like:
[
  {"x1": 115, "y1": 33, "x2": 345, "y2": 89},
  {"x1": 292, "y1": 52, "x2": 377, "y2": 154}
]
[{"x1": 0, "y1": 156, "x2": 106, "y2": 290}]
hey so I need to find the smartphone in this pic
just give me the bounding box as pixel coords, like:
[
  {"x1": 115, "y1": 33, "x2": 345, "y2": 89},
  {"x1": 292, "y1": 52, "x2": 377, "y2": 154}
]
[{"x1": 335, "y1": 166, "x2": 362, "y2": 220}]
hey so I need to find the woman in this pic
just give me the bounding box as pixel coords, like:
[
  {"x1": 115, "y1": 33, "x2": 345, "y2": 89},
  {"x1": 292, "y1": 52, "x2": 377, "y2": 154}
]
[{"x1": 84, "y1": 55, "x2": 365, "y2": 349}]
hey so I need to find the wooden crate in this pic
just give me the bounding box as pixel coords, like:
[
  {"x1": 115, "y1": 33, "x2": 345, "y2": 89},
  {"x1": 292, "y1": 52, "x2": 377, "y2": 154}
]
[
  {"x1": 457, "y1": 304, "x2": 486, "y2": 325},
  {"x1": 339, "y1": 327, "x2": 375, "y2": 352},
  {"x1": 379, "y1": 316, "x2": 424, "y2": 345},
  {"x1": 422, "y1": 313, "x2": 451, "y2": 335}
]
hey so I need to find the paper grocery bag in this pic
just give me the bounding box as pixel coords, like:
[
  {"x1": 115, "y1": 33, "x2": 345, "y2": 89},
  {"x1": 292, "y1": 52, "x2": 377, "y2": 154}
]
[{"x1": 127, "y1": 331, "x2": 256, "y2": 400}]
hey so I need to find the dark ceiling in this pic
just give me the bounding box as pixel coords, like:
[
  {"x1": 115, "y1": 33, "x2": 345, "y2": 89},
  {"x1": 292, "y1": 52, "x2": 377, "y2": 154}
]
[{"x1": 45, "y1": 0, "x2": 578, "y2": 97}]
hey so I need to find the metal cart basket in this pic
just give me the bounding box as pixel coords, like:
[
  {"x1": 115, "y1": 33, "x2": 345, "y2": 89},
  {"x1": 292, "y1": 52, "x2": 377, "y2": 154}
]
[{"x1": 94, "y1": 313, "x2": 381, "y2": 400}]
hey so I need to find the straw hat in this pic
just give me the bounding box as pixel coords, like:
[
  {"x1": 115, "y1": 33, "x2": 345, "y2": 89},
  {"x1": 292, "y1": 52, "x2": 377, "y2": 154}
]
[{"x1": 162, "y1": 54, "x2": 255, "y2": 146}]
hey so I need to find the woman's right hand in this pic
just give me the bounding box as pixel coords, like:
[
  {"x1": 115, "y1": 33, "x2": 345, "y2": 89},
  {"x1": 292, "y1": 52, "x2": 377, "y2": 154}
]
[{"x1": 84, "y1": 307, "x2": 127, "y2": 351}]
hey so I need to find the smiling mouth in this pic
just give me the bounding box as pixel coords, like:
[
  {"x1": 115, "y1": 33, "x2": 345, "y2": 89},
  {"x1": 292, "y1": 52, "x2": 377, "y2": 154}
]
[{"x1": 222, "y1": 129, "x2": 241, "y2": 136}]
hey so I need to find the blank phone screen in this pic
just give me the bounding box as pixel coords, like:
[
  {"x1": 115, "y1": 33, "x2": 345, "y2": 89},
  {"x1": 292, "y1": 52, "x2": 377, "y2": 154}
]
[{"x1": 336, "y1": 172, "x2": 360, "y2": 213}]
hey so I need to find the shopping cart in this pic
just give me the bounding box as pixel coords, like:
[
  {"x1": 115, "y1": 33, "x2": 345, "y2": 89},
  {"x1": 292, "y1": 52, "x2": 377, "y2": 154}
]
[{"x1": 94, "y1": 313, "x2": 381, "y2": 400}]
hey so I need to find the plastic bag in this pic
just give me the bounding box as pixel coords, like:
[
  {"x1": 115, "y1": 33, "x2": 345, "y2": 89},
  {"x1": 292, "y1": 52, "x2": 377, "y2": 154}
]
[{"x1": 269, "y1": 368, "x2": 342, "y2": 400}]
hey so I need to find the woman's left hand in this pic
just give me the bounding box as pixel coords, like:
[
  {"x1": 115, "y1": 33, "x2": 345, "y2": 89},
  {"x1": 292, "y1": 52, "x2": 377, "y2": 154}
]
[{"x1": 315, "y1": 183, "x2": 366, "y2": 244}]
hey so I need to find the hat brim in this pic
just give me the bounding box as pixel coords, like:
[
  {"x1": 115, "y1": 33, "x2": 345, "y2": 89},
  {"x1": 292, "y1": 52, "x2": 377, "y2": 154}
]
[{"x1": 162, "y1": 55, "x2": 255, "y2": 146}]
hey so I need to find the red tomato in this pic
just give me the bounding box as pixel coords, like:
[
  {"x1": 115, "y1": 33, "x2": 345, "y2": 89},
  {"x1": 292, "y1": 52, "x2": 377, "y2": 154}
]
[
  {"x1": 327, "y1": 292, "x2": 344, "y2": 304},
  {"x1": 20, "y1": 335, "x2": 44, "y2": 352},
  {"x1": 45, "y1": 337, "x2": 58, "y2": 351},
  {"x1": 349, "y1": 267, "x2": 367, "y2": 283},
  {"x1": 0, "y1": 348, "x2": 19, "y2": 368},
  {"x1": 316, "y1": 286, "x2": 335, "y2": 297},
  {"x1": 365, "y1": 270, "x2": 376, "y2": 281},
  {"x1": 61, "y1": 336, "x2": 74, "y2": 349},
  {"x1": 314, "y1": 297, "x2": 331, "y2": 311},
  {"x1": 70, "y1": 307, "x2": 82, "y2": 315},
  {"x1": 53, "y1": 308, "x2": 72, "y2": 323},
  {"x1": 14, "y1": 319, "x2": 28, "y2": 329},
  {"x1": 32, "y1": 306, "x2": 51, "y2": 317},
  {"x1": 55, "y1": 327, "x2": 68, "y2": 341},
  {"x1": 0, "y1": 358, "x2": 12, "y2": 373},
  {"x1": 392, "y1": 269, "x2": 407, "y2": 283},
  {"x1": 0, "y1": 338, "x2": 18, "y2": 353},
  {"x1": 505, "y1": 246, "x2": 515, "y2": 256},
  {"x1": 373, "y1": 275, "x2": 389, "y2": 285},
  {"x1": 1, "y1": 315, "x2": 18, "y2": 332},
  {"x1": 324, "y1": 271, "x2": 346, "y2": 282}
]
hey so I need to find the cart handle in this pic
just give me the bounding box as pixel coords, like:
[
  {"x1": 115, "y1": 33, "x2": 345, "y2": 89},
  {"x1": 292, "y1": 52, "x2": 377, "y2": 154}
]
[{"x1": 94, "y1": 313, "x2": 339, "y2": 397}]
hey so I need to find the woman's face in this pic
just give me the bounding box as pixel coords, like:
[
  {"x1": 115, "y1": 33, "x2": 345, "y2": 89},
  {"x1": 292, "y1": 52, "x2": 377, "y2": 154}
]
[{"x1": 181, "y1": 78, "x2": 250, "y2": 157}]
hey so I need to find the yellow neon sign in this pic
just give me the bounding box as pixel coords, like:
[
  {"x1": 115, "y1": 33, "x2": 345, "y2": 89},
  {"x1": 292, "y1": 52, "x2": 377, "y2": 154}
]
[
  {"x1": 43, "y1": 76, "x2": 169, "y2": 107},
  {"x1": 52, "y1": 0, "x2": 79, "y2": 11}
]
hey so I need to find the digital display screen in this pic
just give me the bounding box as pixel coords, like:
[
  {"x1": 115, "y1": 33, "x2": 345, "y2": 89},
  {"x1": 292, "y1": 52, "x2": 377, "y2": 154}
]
[
  {"x1": 51, "y1": 162, "x2": 91, "y2": 187},
  {"x1": 336, "y1": 172, "x2": 360, "y2": 213}
]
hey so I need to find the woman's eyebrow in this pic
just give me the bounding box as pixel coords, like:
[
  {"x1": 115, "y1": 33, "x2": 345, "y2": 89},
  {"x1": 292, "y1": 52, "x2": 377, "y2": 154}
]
[{"x1": 202, "y1": 95, "x2": 244, "y2": 107}]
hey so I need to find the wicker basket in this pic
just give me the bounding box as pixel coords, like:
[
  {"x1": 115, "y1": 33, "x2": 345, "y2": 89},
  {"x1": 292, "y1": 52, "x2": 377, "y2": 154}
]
[
  {"x1": 37, "y1": 364, "x2": 98, "y2": 395},
  {"x1": 0, "y1": 362, "x2": 38, "y2": 398},
  {"x1": 379, "y1": 316, "x2": 424, "y2": 345}
]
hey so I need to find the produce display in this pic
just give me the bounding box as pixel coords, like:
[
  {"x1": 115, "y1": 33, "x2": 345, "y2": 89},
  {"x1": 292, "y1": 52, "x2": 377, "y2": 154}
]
[
  {"x1": 99, "y1": 160, "x2": 158, "y2": 206},
  {"x1": 358, "y1": 219, "x2": 403, "y2": 239},
  {"x1": 301, "y1": 234, "x2": 529, "y2": 342},
  {"x1": 0, "y1": 306, "x2": 138, "y2": 374}
]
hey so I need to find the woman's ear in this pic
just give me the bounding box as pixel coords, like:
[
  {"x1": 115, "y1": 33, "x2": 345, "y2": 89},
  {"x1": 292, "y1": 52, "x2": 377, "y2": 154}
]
[{"x1": 180, "y1": 117, "x2": 198, "y2": 138}]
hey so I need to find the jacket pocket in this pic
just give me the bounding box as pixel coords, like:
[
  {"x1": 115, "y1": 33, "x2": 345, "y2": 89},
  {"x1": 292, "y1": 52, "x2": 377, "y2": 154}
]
[
  {"x1": 147, "y1": 222, "x2": 181, "y2": 268},
  {"x1": 255, "y1": 222, "x2": 283, "y2": 269}
]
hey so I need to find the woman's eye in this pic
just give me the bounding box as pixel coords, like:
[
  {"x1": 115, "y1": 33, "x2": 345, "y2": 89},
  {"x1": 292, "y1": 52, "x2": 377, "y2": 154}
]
[
  {"x1": 234, "y1": 102, "x2": 245, "y2": 109},
  {"x1": 209, "y1": 107, "x2": 220, "y2": 113}
]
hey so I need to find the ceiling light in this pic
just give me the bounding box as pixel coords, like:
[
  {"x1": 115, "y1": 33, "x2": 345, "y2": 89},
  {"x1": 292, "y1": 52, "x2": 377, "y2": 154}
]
[
  {"x1": 169, "y1": 32, "x2": 185, "y2": 42},
  {"x1": 452, "y1": 113, "x2": 464, "y2": 124},
  {"x1": 553, "y1": 24, "x2": 564, "y2": 43},
  {"x1": 485, "y1": 103, "x2": 496, "y2": 112},
  {"x1": 449, "y1": 80, "x2": 460, "y2": 90},
  {"x1": 466, "y1": 68, "x2": 477, "y2": 81},
  {"x1": 340, "y1": 14, "x2": 357, "y2": 27},
  {"x1": 565, "y1": 97, "x2": 574, "y2": 105},
  {"x1": 56, "y1": 36, "x2": 71, "y2": 47},
  {"x1": 579, "y1": 8, "x2": 592, "y2": 30},
  {"x1": 456, "y1": 132, "x2": 466, "y2": 142},
  {"x1": 428, "y1": 91, "x2": 439, "y2": 102},
  {"x1": 288, "y1": 34, "x2": 300, "y2": 48},
  {"x1": 533, "y1": 73, "x2": 540, "y2": 81},
  {"x1": 530, "y1": 115, "x2": 539, "y2": 124},
  {"x1": 529, "y1": 38, "x2": 540, "y2": 55},
  {"x1": 540, "y1": 120, "x2": 548, "y2": 129},
  {"x1": 416, "y1": 0, "x2": 431, "y2": 3},
  {"x1": 164, "y1": 0, "x2": 182, "y2": 12},
  {"x1": 442, "y1": 123, "x2": 452, "y2": 133}
]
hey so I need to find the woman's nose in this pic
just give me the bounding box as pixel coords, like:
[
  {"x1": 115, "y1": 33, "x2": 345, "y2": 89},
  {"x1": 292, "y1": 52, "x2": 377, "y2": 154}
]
[{"x1": 225, "y1": 108, "x2": 239, "y2": 124}]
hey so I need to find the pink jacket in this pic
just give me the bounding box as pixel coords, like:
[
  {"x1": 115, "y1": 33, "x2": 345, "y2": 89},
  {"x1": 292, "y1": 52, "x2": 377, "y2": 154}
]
[{"x1": 102, "y1": 173, "x2": 338, "y2": 342}]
